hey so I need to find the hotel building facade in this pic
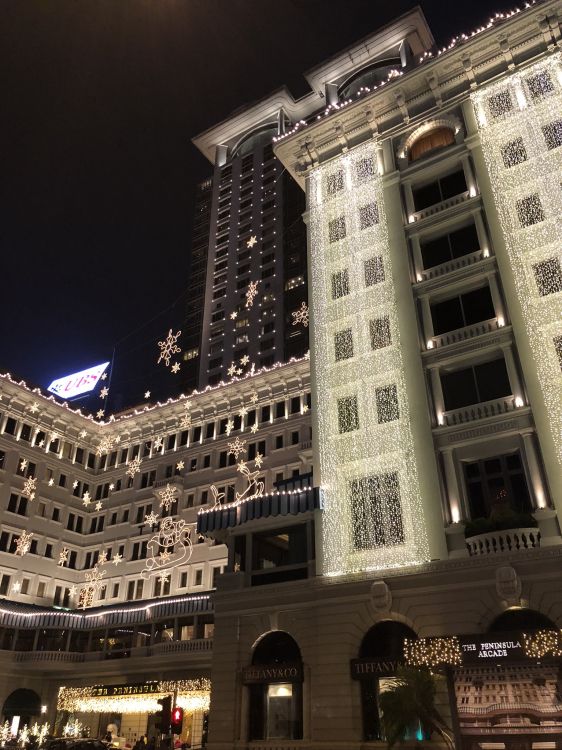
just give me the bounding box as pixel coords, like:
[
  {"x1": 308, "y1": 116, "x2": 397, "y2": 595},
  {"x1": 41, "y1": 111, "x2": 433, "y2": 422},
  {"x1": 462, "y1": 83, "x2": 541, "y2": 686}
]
[{"x1": 0, "y1": 2, "x2": 562, "y2": 750}]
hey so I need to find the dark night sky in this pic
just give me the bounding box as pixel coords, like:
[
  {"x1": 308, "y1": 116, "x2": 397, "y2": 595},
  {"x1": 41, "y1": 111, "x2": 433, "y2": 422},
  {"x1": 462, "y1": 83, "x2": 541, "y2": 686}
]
[{"x1": 1, "y1": 0, "x2": 500, "y2": 410}]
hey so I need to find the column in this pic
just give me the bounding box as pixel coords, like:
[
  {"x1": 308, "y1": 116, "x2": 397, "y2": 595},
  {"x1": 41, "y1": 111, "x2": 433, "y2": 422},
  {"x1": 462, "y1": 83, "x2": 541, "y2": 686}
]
[
  {"x1": 419, "y1": 295, "x2": 434, "y2": 346},
  {"x1": 501, "y1": 344, "x2": 524, "y2": 404},
  {"x1": 521, "y1": 431, "x2": 547, "y2": 509},
  {"x1": 430, "y1": 367, "x2": 445, "y2": 424},
  {"x1": 487, "y1": 272, "x2": 506, "y2": 325},
  {"x1": 472, "y1": 208, "x2": 490, "y2": 256},
  {"x1": 460, "y1": 154, "x2": 477, "y2": 196},
  {"x1": 402, "y1": 180, "x2": 415, "y2": 220},
  {"x1": 442, "y1": 448, "x2": 463, "y2": 522},
  {"x1": 410, "y1": 234, "x2": 424, "y2": 281}
]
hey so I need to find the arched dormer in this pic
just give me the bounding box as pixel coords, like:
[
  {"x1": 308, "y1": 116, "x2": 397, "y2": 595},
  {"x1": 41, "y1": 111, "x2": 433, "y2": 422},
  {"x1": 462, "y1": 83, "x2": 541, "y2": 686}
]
[
  {"x1": 338, "y1": 58, "x2": 402, "y2": 101},
  {"x1": 231, "y1": 123, "x2": 279, "y2": 159},
  {"x1": 396, "y1": 114, "x2": 464, "y2": 166}
]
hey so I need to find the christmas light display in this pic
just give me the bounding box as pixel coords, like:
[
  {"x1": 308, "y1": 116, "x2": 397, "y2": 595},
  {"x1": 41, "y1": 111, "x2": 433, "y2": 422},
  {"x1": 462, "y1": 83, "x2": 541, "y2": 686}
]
[
  {"x1": 78, "y1": 564, "x2": 106, "y2": 609},
  {"x1": 245, "y1": 280, "x2": 259, "y2": 308},
  {"x1": 141, "y1": 516, "x2": 195, "y2": 580},
  {"x1": 15, "y1": 531, "x2": 33, "y2": 557},
  {"x1": 308, "y1": 142, "x2": 429, "y2": 575},
  {"x1": 22, "y1": 476, "x2": 36, "y2": 500},
  {"x1": 472, "y1": 55, "x2": 562, "y2": 465},
  {"x1": 126, "y1": 456, "x2": 143, "y2": 478},
  {"x1": 0, "y1": 722, "x2": 11, "y2": 745},
  {"x1": 403, "y1": 636, "x2": 463, "y2": 667},
  {"x1": 157, "y1": 482, "x2": 179, "y2": 512},
  {"x1": 62, "y1": 720, "x2": 83, "y2": 738},
  {"x1": 58, "y1": 547, "x2": 69, "y2": 566},
  {"x1": 17, "y1": 726, "x2": 29, "y2": 747},
  {"x1": 291, "y1": 301, "x2": 309, "y2": 328},
  {"x1": 522, "y1": 628, "x2": 562, "y2": 658},
  {"x1": 157, "y1": 329, "x2": 182, "y2": 367}
]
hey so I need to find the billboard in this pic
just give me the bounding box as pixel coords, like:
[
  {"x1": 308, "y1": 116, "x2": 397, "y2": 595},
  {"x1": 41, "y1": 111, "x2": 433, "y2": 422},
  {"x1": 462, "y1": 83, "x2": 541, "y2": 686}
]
[{"x1": 47, "y1": 362, "x2": 110, "y2": 400}]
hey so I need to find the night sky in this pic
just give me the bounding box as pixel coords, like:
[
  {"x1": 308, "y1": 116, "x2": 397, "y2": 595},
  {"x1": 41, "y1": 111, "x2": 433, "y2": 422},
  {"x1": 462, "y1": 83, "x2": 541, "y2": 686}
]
[{"x1": 2, "y1": 0, "x2": 500, "y2": 411}]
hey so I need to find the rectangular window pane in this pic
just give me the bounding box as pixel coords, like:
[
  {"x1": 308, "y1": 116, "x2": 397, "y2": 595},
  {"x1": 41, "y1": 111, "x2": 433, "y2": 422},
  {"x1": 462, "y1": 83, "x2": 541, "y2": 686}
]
[
  {"x1": 350, "y1": 472, "x2": 404, "y2": 549},
  {"x1": 501, "y1": 137, "x2": 527, "y2": 168},
  {"x1": 375, "y1": 384, "x2": 399, "y2": 423},
  {"x1": 359, "y1": 202, "x2": 379, "y2": 229},
  {"x1": 331, "y1": 269, "x2": 350, "y2": 299},
  {"x1": 364, "y1": 256, "x2": 385, "y2": 286},
  {"x1": 328, "y1": 216, "x2": 346, "y2": 243},
  {"x1": 516, "y1": 194, "x2": 545, "y2": 227},
  {"x1": 337, "y1": 395, "x2": 359, "y2": 433},
  {"x1": 532, "y1": 258, "x2": 562, "y2": 296},
  {"x1": 369, "y1": 316, "x2": 391, "y2": 350},
  {"x1": 334, "y1": 329, "x2": 353, "y2": 361}
]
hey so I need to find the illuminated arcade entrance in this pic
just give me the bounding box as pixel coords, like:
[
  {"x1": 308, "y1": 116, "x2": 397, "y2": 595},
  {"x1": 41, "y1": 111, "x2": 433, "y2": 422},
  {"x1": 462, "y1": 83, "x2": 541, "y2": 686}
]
[{"x1": 56, "y1": 681, "x2": 210, "y2": 748}]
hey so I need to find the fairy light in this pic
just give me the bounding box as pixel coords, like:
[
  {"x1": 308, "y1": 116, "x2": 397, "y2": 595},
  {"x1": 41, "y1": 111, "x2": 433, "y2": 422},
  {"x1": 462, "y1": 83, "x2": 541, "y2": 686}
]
[
  {"x1": 308, "y1": 142, "x2": 429, "y2": 575},
  {"x1": 472, "y1": 54, "x2": 562, "y2": 466},
  {"x1": 522, "y1": 628, "x2": 562, "y2": 658},
  {"x1": 404, "y1": 636, "x2": 463, "y2": 667}
]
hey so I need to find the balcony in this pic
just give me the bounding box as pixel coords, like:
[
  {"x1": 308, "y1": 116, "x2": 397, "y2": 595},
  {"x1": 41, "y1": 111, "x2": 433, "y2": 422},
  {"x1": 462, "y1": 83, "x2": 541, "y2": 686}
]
[
  {"x1": 441, "y1": 395, "x2": 519, "y2": 427},
  {"x1": 429, "y1": 318, "x2": 500, "y2": 349},
  {"x1": 466, "y1": 528, "x2": 540, "y2": 556},
  {"x1": 418, "y1": 248, "x2": 488, "y2": 283},
  {"x1": 411, "y1": 190, "x2": 471, "y2": 223}
]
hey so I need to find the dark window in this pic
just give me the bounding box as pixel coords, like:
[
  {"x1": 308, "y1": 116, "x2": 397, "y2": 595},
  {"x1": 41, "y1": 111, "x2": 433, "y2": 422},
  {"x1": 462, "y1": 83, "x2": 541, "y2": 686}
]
[
  {"x1": 275, "y1": 401, "x2": 285, "y2": 419},
  {"x1": 327, "y1": 171, "x2": 344, "y2": 195},
  {"x1": 516, "y1": 194, "x2": 545, "y2": 227},
  {"x1": 526, "y1": 70, "x2": 554, "y2": 100},
  {"x1": 554, "y1": 335, "x2": 562, "y2": 370},
  {"x1": 337, "y1": 396, "x2": 359, "y2": 433},
  {"x1": 370, "y1": 316, "x2": 391, "y2": 350},
  {"x1": 261, "y1": 405, "x2": 270, "y2": 422},
  {"x1": 328, "y1": 216, "x2": 347, "y2": 243},
  {"x1": 430, "y1": 285, "x2": 496, "y2": 335},
  {"x1": 350, "y1": 473, "x2": 403, "y2": 549},
  {"x1": 542, "y1": 119, "x2": 562, "y2": 150},
  {"x1": 420, "y1": 223, "x2": 479, "y2": 269},
  {"x1": 331, "y1": 269, "x2": 350, "y2": 299},
  {"x1": 532, "y1": 258, "x2": 562, "y2": 296},
  {"x1": 501, "y1": 137, "x2": 527, "y2": 168},
  {"x1": 441, "y1": 357, "x2": 512, "y2": 410},
  {"x1": 359, "y1": 202, "x2": 379, "y2": 229},
  {"x1": 275, "y1": 435, "x2": 283, "y2": 450},
  {"x1": 364, "y1": 256, "x2": 385, "y2": 286},
  {"x1": 488, "y1": 90, "x2": 513, "y2": 118},
  {"x1": 335, "y1": 328, "x2": 353, "y2": 361},
  {"x1": 375, "y1": 385, "x2": 399, "y2": 423},
  {"x1": 412, "y1": 169, "x2": 467, "y2": 211},
  {"x1": 464, "y1": 451, "x2": 532, "y2": 519}
]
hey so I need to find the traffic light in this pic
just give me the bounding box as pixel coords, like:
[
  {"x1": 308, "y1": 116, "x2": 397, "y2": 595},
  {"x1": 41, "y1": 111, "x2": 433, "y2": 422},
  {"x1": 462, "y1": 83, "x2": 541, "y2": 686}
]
[
  {"x1": 155, "y1": 696, "x2": 172, "y2": 733},
  {"x1": 171, "y1": 706, "x2": 183, "y2": 734}
]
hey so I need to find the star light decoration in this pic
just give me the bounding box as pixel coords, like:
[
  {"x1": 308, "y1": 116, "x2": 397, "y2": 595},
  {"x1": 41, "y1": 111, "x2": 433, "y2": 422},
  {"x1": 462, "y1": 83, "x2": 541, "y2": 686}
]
[
  {"x1": 144, "y1": 390, "x2": 151, "y2": 399},
  {"x1": 157, "y1": 328, "x2": 182, "y2": 367},
  {"x1": 29, "y1": 402, "x2": 40, "y2": 414},
  {"x1": 96, "y1": 409, "x2": 105, "y2": 420},
  {"x1": 157, "y1": 482, "x2": 179, "y2": 512},
  {"x1": 176, "y1": 460, "x2": 185, "y2": 471},
  {"x1": 292, "y1": 301, "x2": 310, "y2": 327},
  {"x1": 79, "y1": 429, "x2": 87, "y2": 439},
  {"x1": 153, "y1": 437, "x2": 164, "y2": 451},
  {"x1": 145, "y1": 510, "x2": 159, "y2": 526},
  {"x1": 48, "y1": 477, "x2": 54, "y2": 486},
  {"x1": 171, "y1": 362, "x2": 181, "y2": 374},
  {"x1": 230, "y1": 311, "x2": 238, "y2": 320},
  {"x1": 471, "y1": 56, "x2": 562, "y2": 467},
  {"x1": 126, "y1": 456, "x2": 142, "y2": 478},
  {"x1": 58, "y1": 547, "x2": 69, "y2": 567},
  {"x1": 141, "y1": 516, "x2": 195, "y2": 580},
  {"x1": 225, "y1": 418, "x2": 234, "y2": 436},
  {"x1": 15, "y1": 531, "x2": 33, "y2": 556},
  {"x1": 308, "y1": 141, "x2": 430, "y2": 575},
  {"x1": 246, "y1": 235, "x2": 258, "y2": 248},
  {"x1": 22, "y1": 475, "x2": 37, "y2": 500},
  {"x1": 245, "y1": 280, "x2": 259, "y2": 308},
  {"x1": 20, "y1": 458, "x2": 28, "y2": 472},
  {"x1": 100, "y1": 387, "x2": 109, "y2": 398},
  {"x1": 82, "y1": 491, "x2": 92, "y2": 507}
]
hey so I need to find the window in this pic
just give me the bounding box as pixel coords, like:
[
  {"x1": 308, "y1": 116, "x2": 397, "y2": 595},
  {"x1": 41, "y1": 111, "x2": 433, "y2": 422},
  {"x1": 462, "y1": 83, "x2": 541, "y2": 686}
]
[
  {"x1": 554, "y1": 335, "x2": 562, "y2": 370},
  {"x1": 334, "y1": 328, "x2": 353, "y2": 361},
  {"x1": 410, "y1": 126, "x2": 455, "y2": 161},
  {"x1": 376, "y1": 385, "x2": 399, "y2": 423},
  {"x1": 194, "y1": 569, "x2": 203, "y2": 586},
  {"x1": 501, "y1": 137, "x2": 527, "y2": 168},
  {"x1": 370, "y1": 316, "x2": 391, "y2": 350},
  {"x1": 441, "y1": 357, "x2": 512, "y2": 410},
  {"x1": 328, "y1": 216, "x2": 346, "y2": 243},
  {"x1": 331, "y1": 269, "x2": 350, "y2": 299},
  {"x1": 516, "y1": 194, "x2": 545, "y2": 227},
  {"x1": 526, "y1": 70, "x2": 554, "y2": 100},
  {"x1": 430, "y1": 285, "x2": 496, "y2": 335},
  {"x1": 7, "y1": 494, "x2": 27, "y2": 516},
  {"x1": 337, "y1": 395, "x2": 359, "y2": 433},
  {"x1": 350, "y1": 472, "x2": 403, "y2": 549},
  {"x1": 327, "y1": 170, "x2": 344, "y2": 195},
  {"x1": 356, "y1": 157, "x2": 375, "y2": 182},
  {"x1": 275, "y1": 401, "x2": 285, "y2": 419},
  {"x1": 275, "y1": 435, "x2": 284, "y2": 450},
  {"x1": 532, "y1": 258, "x2": 562, "y2": 296},
  {"x1": 291, "y1": 430, "x2": 299, "y2": 445},
  {"x1": 412, "y1": 169, "x2": 467, "y2": 211},
  {"x1": 420, "y1": 223, "x2": 479, "y2": 269},
  {"x1": 364, "y1": 256, "x2": 385, "y2": 286},
  {"x1": 464, "y1": 451, "x2": 531, "y2": 519},
  {"x1": 359, "y1": 202, "x2": 379, "y2": 229},
  {"x1": 126, "y1": 579, "x2": 144, "y2": 601},
  {"x1": 488, "y1": 90, "x2": 513, "y2": 118},
  {"x1": 542, "y1": 119, "x2": 562, "y2": 150}
]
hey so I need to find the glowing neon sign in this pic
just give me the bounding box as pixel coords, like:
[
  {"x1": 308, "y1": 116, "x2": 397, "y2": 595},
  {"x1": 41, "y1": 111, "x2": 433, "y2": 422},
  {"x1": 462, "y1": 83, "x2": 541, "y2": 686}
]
[{"x1": 47, "y1": 362, "x2": 110, "y2": 400}]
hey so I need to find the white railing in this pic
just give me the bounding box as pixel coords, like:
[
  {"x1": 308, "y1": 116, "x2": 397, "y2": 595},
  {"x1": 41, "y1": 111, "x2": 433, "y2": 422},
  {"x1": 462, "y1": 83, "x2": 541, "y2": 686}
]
[
  {"x1": 430, "y1": 318, "x2": 499, "y2": 349},
  {"x1": 15, "y1": 650, "x2": 84, "y2": 663},
  {"x1": 420, "y1": 249, "x2": 486, "y2": 282},
  {"x1": 443, "y1": 395, "x2": 517, "y2": 426},
  {"x1": 459, "y1": 700, "x2": 561, "y2": 715},
  {"x1": 412, "y1": 190, "x2": 470, "y2": 222},
  {"x1": 466, "y1": 528, "x2": 540, "y2": 556},
  {"x1": 150, "y1": 638, "x2": 212, "y2": 655}
]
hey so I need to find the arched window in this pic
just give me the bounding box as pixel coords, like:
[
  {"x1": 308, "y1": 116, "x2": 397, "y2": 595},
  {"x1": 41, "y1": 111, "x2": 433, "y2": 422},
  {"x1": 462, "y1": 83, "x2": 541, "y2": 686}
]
[
  {"x1": 247, "y1": 631, "x2": 303, "y2": 741},
  {"x1": 409, "y1": 127, "x2": 455, "y2": 162},
  {"x1": 3, "y1": 688, "x2": 42, "y2": 727},
  {"x1": 488, "y1": 607, "x2": 557, "y2": 632},
  {"x1": 338, "y1": 59, "x2": 402, "y2": 100},
  {"x1": 358, "y1": 620, "x2": 417, "y2": 741},
  {"x1": 232, "y1": 125, "x2": 278, "y2": 158}
]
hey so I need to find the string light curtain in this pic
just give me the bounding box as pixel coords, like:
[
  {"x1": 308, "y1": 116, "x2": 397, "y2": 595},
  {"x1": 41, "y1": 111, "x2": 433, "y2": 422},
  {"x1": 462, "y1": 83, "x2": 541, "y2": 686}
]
[
  {"x1": 308, "y1": 141, "x2": 430, "y2": 575},
  {"x1": 471, "y1": 54, "x2": 562, "y2": 468}
]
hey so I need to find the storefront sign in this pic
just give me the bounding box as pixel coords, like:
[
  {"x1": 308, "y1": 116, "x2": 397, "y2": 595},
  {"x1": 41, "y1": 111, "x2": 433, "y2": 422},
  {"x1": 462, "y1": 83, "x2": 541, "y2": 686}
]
[
  {"x1": 350, "y1": 658, "x2": 404, "y2": 679},
  {"x1": 87, "y1": 682, "x2": 160, "y2": 697},
  {"x1": 241, "y1": 662, "x2": 303, "y2": 684},
  {"x1": 458, "y1": 632, "x2": 526, "y2": 663}
]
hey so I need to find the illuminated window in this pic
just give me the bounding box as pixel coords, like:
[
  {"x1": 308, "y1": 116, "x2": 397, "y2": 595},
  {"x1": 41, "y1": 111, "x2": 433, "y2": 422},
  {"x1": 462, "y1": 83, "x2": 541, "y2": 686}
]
[
  {"x1": 532, "y1": 258, "x2": 562, "y2": 296},
  {"x1": 359, "y1": 202, "x2": 380, "y2": 229},
  {"x1": 356, "y1": 157, "x2": 375, "y2": 183},
  {"x1": 526, "y1": 70, "x2": 554, "y2": 101},
  {"x1": 334, "y1": 329, "x2": 353, "y2": 361},
  {"x1": 328, "y1": 216, "x2": 347, "y2": 243},
  {"x1": 337, "y1": 395, "x2": 359, "y2": 433},
  {"x1": 542, "y1": 119, "x2": 562, "y2": 150},
  {"x1": 369, "y1": 316, "x2": 391, "y2": 350},
  {"x1": 409, "y1": 126, "x2": 455, "y2": 161},
  {"x1": 364, "y1": 256, "x2": 385, "y2": 286},
  {"x1": 327, "y1": 170, "x2": 344, "y2": 195},
  {"x1": 488, "y1": 90, "x2": 513, "y2": 118},
  {"x1": 516, "y1": 194, "x2": 545, "y2": 227},
  {"x1": 375, "y1": 385, "x2": 399, "y2": 423},
  {"x1": 501, "y1": 137, "x2": 527, "y2": 168},
  {"x1": 331, "y1": 269, "x2": 350, "y2": 299},
  {"x1": 350, "y1": 472, "x2": 404, "y2": 549}
]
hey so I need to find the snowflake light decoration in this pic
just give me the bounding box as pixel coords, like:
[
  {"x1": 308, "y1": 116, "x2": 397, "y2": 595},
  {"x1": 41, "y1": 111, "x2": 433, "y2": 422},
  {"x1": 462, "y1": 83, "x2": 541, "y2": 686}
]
[
  {"x1": 292, "y1": 301, "x2": 309, "y2": 327},
  {"x1": 225, "y1": 418, "x2": 234, "y2": 436},
  {"x1": 18, "y1": 726, "x2": 30, "y2": 747},
  {"x1": 29, "y1": 402, "x2": 39, "y2": 414},
  {"x1": 153, "y1": 437, "x2": 164, "y2": 451},
  {"x1": 126, "y1": 456, "x2": 142, "y2": 478},
  {"x1": 145, "y1": 510, "x2": 159, "y2": 526},
  {"x1": 157, "y1": 482, "x2": 179, "y2": 511},
  {"x1": 20, "y1": 459, "x2": 28, "y2": 472},
  {"x1": 0, "y1": 722, "x2": 12, "y2": 745},
  {"x1": 157, "y1": 328, "x2": 182, "y2": 367},
  {"x1": 15, "y1": 531, "x2": 33, "y2": 556},
  {"x1": 22, "y1": 476, "x2": 37, "y2": 500},
  {"x1": 78, "y1": 564, "x2": 106, "y2": 609},
  {"x1": 246, "y1": 235, "x2": 258, "y2": 248},
  {"x1": 99, "y1": 387, "x2": 109, "y2": 398},
  {"x1": 96, "y1": 434, "x2": 116, "y2": 457},
  {"x1": 227, "y1": 437, "x2": 246, "y2": 459},
  {"x1": 179, "y1": 412, "x2": 191, "y2": 429},
  {"x1": 245, "y1": 280, "x2": 259, "y2": 308},
  {"x1": 58, "y1": 547, "x2": 69, "y2": 567},
  {"x1": 141, "y1": 517, "x2": 195, "y2": 579}
]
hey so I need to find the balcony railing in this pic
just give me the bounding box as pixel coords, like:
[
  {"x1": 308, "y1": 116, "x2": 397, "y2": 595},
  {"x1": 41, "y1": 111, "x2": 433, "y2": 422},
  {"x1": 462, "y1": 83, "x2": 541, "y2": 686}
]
[
  {"x1": 442, "y1": 395, "x2": 517, "y2": 426},
  {"x1": 466, "y1": 528, "x2": 540, "y2": 556},
  {"x1": 411, "y1": 190, "x2": 470, "y2": 223},
  {"x1": 11, "y1": 638, "x2": 212, "y2": 663},
  {"x1": 14, "y1": 650, "x2": 84, "y2": 663},
  {"x1": 429, "y1": 318, "x2": 500, "y2": 349},
  {"x1": 420, "y1": 248, "x2": 487, "y2": 282}
]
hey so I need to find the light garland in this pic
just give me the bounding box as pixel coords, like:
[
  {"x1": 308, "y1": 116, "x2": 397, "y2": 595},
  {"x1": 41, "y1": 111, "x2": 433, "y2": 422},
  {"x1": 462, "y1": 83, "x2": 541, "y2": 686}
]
[
  {"x1": 141, "y1": 517, "x2": 194, "y2": 580},
  {"x1": 522, "y1": 628, "x2": 562, "y2": 658},
  {"x1": 403, "y1": 636, "x2": 462, "y2": 667},
  {"x1": 472, "y1": 55, "x2": 562, "y2": 466},
  {"x1": 308, "y1": 141, "x2": 429, "y2": 575},
  {"x1": 57, "y1": 679, "x2": 211, "y2": 714}
]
